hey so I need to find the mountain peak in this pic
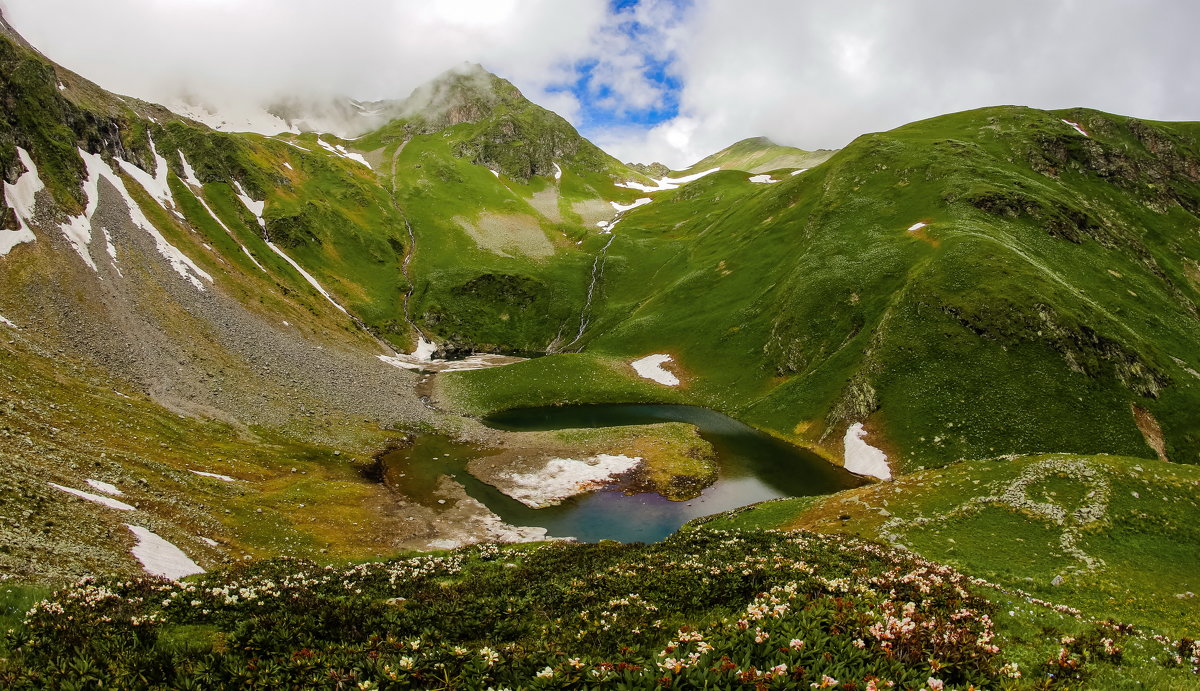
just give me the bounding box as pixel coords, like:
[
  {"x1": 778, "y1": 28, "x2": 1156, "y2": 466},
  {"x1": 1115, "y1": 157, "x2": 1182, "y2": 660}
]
[{"x1": 397, "y1": 62, "x2": 522, "y2": 130}]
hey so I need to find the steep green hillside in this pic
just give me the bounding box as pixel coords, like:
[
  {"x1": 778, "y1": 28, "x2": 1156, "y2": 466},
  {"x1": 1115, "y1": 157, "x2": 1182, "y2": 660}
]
[
  {"x1": 451, "y1": 106, "x2": 1200, "y2": 472},
  {"x1": 676, "y1": 135, "x2": 836, "y2": 174}
]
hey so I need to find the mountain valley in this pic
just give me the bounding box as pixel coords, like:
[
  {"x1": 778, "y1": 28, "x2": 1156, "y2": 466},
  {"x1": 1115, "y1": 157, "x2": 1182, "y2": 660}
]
[{"x1": 0, "y1": 9, "x2": 1198, "y2": 688}]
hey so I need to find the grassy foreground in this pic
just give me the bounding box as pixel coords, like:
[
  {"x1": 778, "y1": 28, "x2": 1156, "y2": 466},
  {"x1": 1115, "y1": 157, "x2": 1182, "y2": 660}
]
[{"x1": 2, "y1": 528, "x2": 1196, "y2": 689}]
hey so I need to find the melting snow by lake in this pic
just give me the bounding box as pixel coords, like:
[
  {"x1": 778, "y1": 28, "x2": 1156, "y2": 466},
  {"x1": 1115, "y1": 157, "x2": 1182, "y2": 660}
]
[
  {"x1": 500, "y1": 454, "x2": 643, "y2": 508},
  {"x1": 631, "y1": 353, "x2": 680, "y2": 386},
  {"x1": 126, "y1": 524, "x2": 205, "y2": 580},
  {"x1": 843, "y1": 422, "x2": 891, "y2": 480}
]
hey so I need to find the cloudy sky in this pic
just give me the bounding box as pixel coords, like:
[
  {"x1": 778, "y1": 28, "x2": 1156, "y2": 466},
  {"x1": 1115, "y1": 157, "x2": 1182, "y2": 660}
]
[{"x1": 3, "y1": 0, "x2": 1198, "y2": 168}]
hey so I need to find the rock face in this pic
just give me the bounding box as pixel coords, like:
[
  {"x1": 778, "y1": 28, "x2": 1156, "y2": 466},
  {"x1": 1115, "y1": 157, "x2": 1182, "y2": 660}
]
[{"x1": 628, "y1": 161, "x2": 671, "y2": 178}]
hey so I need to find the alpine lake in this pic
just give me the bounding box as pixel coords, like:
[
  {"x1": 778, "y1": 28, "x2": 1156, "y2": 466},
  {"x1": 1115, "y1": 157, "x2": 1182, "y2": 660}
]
[{"x1": 380, "y1": 404, "x2": 867, "y2": 543}]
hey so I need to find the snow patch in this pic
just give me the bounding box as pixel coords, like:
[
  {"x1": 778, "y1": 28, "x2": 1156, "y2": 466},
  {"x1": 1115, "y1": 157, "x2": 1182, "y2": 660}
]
[
  {"x1": 1061, "y1": 119, "x2": 1089, "y2": 137},
  {"x1": 610, "y1": 197, "x2": 653, "y2": 213},
  {"x1": 553, "y1": 162, "x2": 563, "y2": 181},
  {"x1": 0, "y1": 314, "x2": 15, "y2": 328},
  {"x1": 199, "y1": 536, "x2": 219, "y2": 547},
  {"x1": 377, "y1": 336, "x2": 524, "y2": 373},
  {"x1": 316, "y1": 137, "x2": 371, "y2": 169},
  {"x1": 241, "y1": 245, "x2": 267, "y2": 272},
  {"x1": 125, "y1": 525, "x2": 205, "y2": 580},
  {"x1": 75, "y1": 149, "x2": 213, "y2": 289},
  {"x1": 1, "y1": 148, "x2": 43, "y2": 257},
  {"x1": 57, "y1": 81, "x2": 65, "y2": 91},
  {"x1": 283, "y1": 161, "x2": 293, "y2": 170},
  {"x1": 789, "y1": 168, "x2": 809, "y2": 176},
  {"x1": 102, "y1": 228, "x2": 121, "y2": 274},
  {"x1": 501, "y1": 454, "x2": 642, "y2": 508},
  {"x1": 843, "y1": 423, "x2": 891, "y2": 480},
  {"x1": 178, "y1": 151, "x2": 203, "y2": 188},
  {"x1": 631, "y1": 353, "x2": 680, "y2": 386},
  {"x1": 748, "y1": 174, "x2": 779, "y2": 184},
  {"x1": 190, "y1": 470, "x2": 237, "y2": 482},
  {"x1": 48, "y1": 482, "x2": 136, "y2": 511},
  {"x1": 232, "y1": 181, "x2": 266, "y2": 227},
  {"x1": 86, "y1": 479, "x2": 123, "y2": 496},
  {"x1": 115, "y1": 139, "x2": 173, "y2": 208},
  {"x1": 265, "y1": 241, "x2": 349, "y2": 314},
  {"x1": 615, "y1": 167, "x2": 720, "y2": 193},
  {"x1": 907, "y1": 221, "x2": 928, "y2": 232},
  {"x1": 274, "y1": 138, "x2": 311, "y2": 153}
]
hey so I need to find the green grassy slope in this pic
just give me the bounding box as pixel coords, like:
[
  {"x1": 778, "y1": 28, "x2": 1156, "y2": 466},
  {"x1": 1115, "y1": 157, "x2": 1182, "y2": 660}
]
[
  {"x1": 451, "y1": 106, "x2": 1200, "y2": 472},
  {"x1": 350, "y1": 67, "x2": 652, "y2": 353},
  {"x1": 675, "y1": 135, "x2": 836, "y2": 175},
  {"x1": 697, "y1": 453, "x2": 1200, "y2": 642}
]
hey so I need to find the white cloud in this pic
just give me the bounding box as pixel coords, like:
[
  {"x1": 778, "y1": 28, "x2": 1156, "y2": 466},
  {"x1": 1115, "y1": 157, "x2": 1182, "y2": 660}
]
[
  {"x1": 614, "y1": 0, "x2": 1200, "y2": 167},
  {"x1": 4, "y1": 0, "x2": 1197, "y2": 170},
  {"x1": 2, "y1": 0, "x2": 607, "y2": 114}
]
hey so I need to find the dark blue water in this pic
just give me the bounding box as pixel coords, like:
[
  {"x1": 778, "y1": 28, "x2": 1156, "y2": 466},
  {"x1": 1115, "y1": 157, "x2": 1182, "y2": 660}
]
[{"x1": 383, "y1": 404, "x2": 865, "y2": 543}]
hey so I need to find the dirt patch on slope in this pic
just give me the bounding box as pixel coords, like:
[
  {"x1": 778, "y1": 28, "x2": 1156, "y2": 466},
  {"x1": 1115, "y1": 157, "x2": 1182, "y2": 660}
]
[
  {"x1": 455, "y1": 212, "x2": 554, "y2": 258},
  {"x1": 572, "y1": 199, "x2": 615, "y2": 228},
  {"x1": 527, "y1": 187, "x2": 562, "y2": 224},
  {"x1": 1131, "y1": 404, "x2": 1168, "y2": 462}
]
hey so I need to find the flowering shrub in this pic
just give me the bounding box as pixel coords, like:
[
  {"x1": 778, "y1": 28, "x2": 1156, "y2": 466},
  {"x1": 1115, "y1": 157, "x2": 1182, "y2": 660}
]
[{"x1": 0, "y1": 530, "x2": 1180, "y2": 688}]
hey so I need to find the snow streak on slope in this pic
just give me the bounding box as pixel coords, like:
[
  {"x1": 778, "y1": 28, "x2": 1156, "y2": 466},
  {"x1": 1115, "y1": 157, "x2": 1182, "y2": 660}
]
[
  {"x1": 615, "y1": 167, "x2": 720, "y2": 193},
  {"x1": 316, "y1": 137, "x2": 372, "y2": 169},
  {"x1": 1, "y1": 148, "x2": 43, "y2": 256},
  {"x1": 228, "y1": 182, "x2": 352, "y2": 314},
  {"x1": 191, "y1": 470, "x2": 237, "y2": 482},
  {"x1": 85, "y1": 479, "x2": 123, "y2": 496},
  {"x1": 610, "y1": 197, "x2": 652, "y2": 213},
  {"x1": 125, "y1": 524, "x2": 205, "y2": 580},
  {"x1": 266, "y1": 242, "x2": 349, "y2": 314},
  {"x1": 57, "y1": 147, "x2": 213, "y2": 289},
  {"x1": 115, "y1": 140, "x2": 173, "y2": 208},
  {"x1": 47, "y1": 482, "x2": 136, "y2": 511},
  {"x1": 174, "y1": 173, "x2": 267, "y2": 274}
]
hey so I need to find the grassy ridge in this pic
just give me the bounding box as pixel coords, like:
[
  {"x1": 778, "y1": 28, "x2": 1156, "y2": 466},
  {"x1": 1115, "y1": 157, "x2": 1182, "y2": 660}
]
[{"x1": 674, "y1": 135, "x2": 836, "y2": 175}]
